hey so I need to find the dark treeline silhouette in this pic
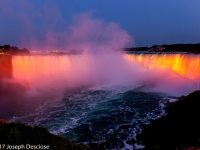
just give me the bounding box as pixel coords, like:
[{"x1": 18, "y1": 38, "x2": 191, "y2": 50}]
[
  {"x1": 1, "y1": 43, "x2": 200, "y2": 54},
  {"x1": 125, "y1": 43, "x2": 200, "y2": 53},
  {"x1": 125, "y1": 47, "x2": 149, "y2": 51},
  {"x1": 0, "y1": 45, "x2": 29, "y2": 55}
]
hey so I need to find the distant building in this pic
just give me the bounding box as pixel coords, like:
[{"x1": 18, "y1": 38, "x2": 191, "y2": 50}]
[{"x1": 149, "y1": 45, "x2": 165, "y2": 51}]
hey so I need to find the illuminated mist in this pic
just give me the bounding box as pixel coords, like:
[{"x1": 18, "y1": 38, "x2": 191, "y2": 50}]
[
  {"x1": 12, "y1": 14, "x2": 136, "y2": 89},
  {"x1": 125, "y1": 54, "x2": 200, "y2": 95},
  {"x1": 11, "y1": 14, "x2": 200, "y2": 98}
]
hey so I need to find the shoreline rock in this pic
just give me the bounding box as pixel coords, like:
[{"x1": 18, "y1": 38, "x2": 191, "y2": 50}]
[
  {"x1": 137, "y1": 90, "x2": 200, "y2": 150},
  {"x1": 0, "y1": 121, "x2": 90, "y2": 150}
]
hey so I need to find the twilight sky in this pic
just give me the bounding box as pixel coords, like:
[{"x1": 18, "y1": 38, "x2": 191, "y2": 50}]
[{"x1": 0, "y1": 0, "x2": 200, "y2": 48}]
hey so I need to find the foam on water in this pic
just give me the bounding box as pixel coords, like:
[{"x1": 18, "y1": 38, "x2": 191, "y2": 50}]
[{"x1": 12, "y1": 85, "x2": 169, "y2": 150}]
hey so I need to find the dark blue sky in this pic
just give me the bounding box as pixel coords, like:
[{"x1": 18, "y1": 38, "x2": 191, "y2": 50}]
[{"x1": 0, "y1": 0, "x2": 200, "y2": 47}]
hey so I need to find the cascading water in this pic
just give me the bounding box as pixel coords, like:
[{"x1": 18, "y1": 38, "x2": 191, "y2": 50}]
[
  {"x1": 11, "y1": 54, "x2": 200, "y2": 95},
  {"x1": 126, "y1": 54, "x2": 200, "y2": 81},
  {"x1": 12, "y1": 54, "x2": 200, "y2": 84}
]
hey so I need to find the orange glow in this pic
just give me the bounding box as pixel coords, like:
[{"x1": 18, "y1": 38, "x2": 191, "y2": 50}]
[
  {"x1": 125, "y1": 54, "x2": 200, "y2": 81},
  {"x1": 12, "y1": 55, "x2": 72, "y2": 84},
  {"x1": 11, "y1": 54, "x2": 200, "y2": 86},
  {"x1": 12, "y1": 55, "x2": 92, "y2": 86}
]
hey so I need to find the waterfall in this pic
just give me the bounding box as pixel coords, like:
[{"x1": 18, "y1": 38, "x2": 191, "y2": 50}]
[
  {"x1": 0, "y1": 55, "x2": 12, "y2": 78},
  {"x1": 0, "y1": 53, "x2": 196, "y2": 96},
  {"x1": 125, "y1": 54, "x2": 200, "y2": 81},
  {"x1": 9, "y1": 54, "x2": 200, "y2": 88}
]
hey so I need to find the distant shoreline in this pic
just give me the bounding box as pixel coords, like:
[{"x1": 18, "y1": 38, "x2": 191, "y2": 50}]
[
  {"x1": 0, "y1": 43, "x2": 200, "y2": 55},
  {"x1": 126, "y1": 51, "x2": 190, "y2": 54},
  {"x1": 125, "y1": 43, "x2": 200, "y2": 54}
]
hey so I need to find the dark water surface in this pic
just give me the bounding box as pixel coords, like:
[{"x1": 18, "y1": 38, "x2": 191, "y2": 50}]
[{"x1": 12, "y1": 87, "x2": 168, "y2": 150}]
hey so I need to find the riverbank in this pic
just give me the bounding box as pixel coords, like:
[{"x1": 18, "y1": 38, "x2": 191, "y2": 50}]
[{"x1": 137, "y1": 90, "x2": 200, "y2": 150}]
